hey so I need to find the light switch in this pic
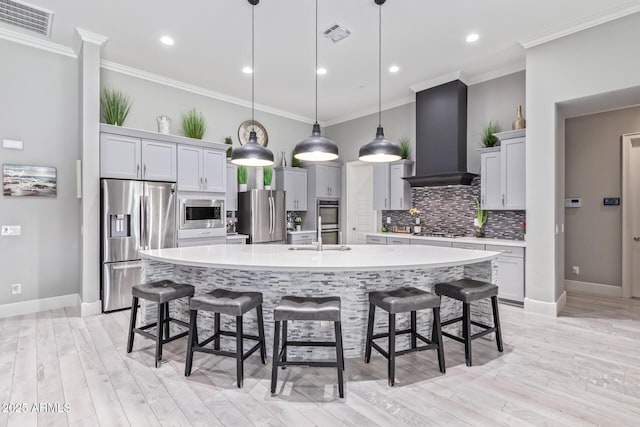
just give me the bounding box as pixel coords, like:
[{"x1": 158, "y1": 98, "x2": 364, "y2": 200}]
[
  {"x1": 1, "y1": 225, "x2": 21, "y2": 236},
  {"x1": 2, "y1": 139, "x2": 24, "y2": 150}
]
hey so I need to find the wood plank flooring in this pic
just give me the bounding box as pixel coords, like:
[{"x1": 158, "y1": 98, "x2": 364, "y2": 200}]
[{"x1": 2, "y1": 294, "x2": 640, "y2": 426}]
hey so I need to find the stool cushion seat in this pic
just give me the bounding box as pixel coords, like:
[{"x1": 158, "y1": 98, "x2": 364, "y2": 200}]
[
  {"x1": 190, "y1": 289, "x2": 263, "y2": 316},
  {"x1": 132, "y1": 280, "x2": 194, "y2": 303},
  {"x1": 434, "y1": 279, "x2": 498, "y2": 303},
  {"x1": 274, "y1": 296, "x2": 341, "y2": 322},
  {"x1": 369, "y1": 287, "x2": 440, "y2": 314}
]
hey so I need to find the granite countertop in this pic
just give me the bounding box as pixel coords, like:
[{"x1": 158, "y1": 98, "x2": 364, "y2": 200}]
[
  {"x1": 226, "y1": 234, "x2": 249, "y2": 240},
  {"x1": 368, "y1": 232, "x2": 526, "y2": 248},
  {"x1": 140, "y1": 244, "x2": 499, "y2": 272}
]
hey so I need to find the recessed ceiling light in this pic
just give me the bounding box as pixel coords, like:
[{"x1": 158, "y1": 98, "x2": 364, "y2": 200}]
[
  {"x1": 389, "y1": 65, "x2": 400, "y2": 73},
  {"x1": 160, "y1": 36, "x2": 174, "y2": 46},
  {"x1": 317, "y1": 68, "x2": 327, "y2": 75},
  {"x1": 465, "y1": 33, "x2": 480, "y2": 43},
  {"x1": 242, "y1": 66, "x2": 253, "y2": 74}
]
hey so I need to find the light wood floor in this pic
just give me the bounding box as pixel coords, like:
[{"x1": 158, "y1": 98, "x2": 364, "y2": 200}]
[{"x1": 2, "y1": 294, "x2": 640, "y2": 426}]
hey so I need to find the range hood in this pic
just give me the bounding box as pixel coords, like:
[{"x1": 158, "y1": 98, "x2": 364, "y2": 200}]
[{"x1": 404, "y1": 79, "x2": 477, "y2": 187}]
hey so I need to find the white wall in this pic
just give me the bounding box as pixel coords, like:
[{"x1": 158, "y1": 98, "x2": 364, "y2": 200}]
[
  {"x1": 525, "y1": 12, "x2": 640, "y2": 306},
  {"x1": 0, "y1": 39, "x2": 81, "y2": 307}
]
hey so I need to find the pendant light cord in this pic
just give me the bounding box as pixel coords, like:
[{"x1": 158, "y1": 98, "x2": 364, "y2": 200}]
[
  {"x1": 315, "y1": 0, "x2": 318, "y2": 124},
  {"x1": 378, "y1": 2, "x2": 382, "y2": 127},
  {"x1": 252, "y1": 3, "x2": 255, "y2": 125}
]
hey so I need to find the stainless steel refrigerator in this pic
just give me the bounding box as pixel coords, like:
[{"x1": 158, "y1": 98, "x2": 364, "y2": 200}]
[
  {"x1": 101, "y1": 179, "x2": 176, "y2": 312},
  {"x1": 238, "y1": 189, "x2": 286, "y2": 243}
]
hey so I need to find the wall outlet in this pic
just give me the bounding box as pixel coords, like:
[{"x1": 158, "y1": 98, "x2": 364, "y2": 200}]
[
  {"x1": 572, "y1": 266, "x2": 580, "y2": 275},
  {"x1": 1, "y1": 225, "x2": 21, "y2": 236},
  {"x1": 11, "y1": 283, "x2": 21, "y2": 295},
  {"x1": 386, "y1": 217, "x2": 391, "y2": 224}
]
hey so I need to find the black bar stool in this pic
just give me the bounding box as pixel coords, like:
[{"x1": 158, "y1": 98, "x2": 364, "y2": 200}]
[
  {"x1": 127, "y1": 280, "x2": 194, "y2": 368},
  {"x1": 184, "y1": 289, "x2": 266, "y2": 388},
  {"x1": 365, "y1": 287, "x2": 445, "y2": 386},
  {"x1": 270, "y1": 296, "x2": 345, "y2": 398},
  {"x1": 434, "y1": 278, "x2": 503, "y2": 366}
]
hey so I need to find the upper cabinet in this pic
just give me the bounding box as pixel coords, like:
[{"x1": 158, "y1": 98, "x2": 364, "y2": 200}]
[
  {"x1": 306, "y1": 163, "x2": 341, "y2": 199},
  {"x1": 480, "y1": 130, "x2": 525, "y2": 210},
  {"x1": 100, "y1": 133, "x2": 176, "y2": 181},
  {"x1": 226, "y1": 163, "x2": 238, "y2": 211},
  {"x1": 177, "y1": 145, "x2": 226, "y2": 193},
  {"x1": 275, "y1": 167, "x2": 308, "y2": 211},
  {"x1": 373, "y1": 160, "x2": 413, "y2": 210}
]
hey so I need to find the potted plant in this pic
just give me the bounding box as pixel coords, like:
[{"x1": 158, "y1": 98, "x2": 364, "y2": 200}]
[
  {"x1": 294, "y1": 216, "x2": 302, "y2": 231},
  {"x1": 225, "y1": 136, "x2": 233, "y2": 158},
  {"x1": 100, "y1": 88, "x2": 131, "y2": 126},
  {"x1": 399, "y1": 137, "x2": 411, "y2": 160},
  {"x1": 474, "y1": 198, "x2": 488, "y2": 237},
  {"x1": 182, "y1": 108, "x2": 206, "y2": 139},
  {"x1": 291, "y1": 153, "x2": 301, "y2": 168},
  {"x1": 481, "y1": 121, "x2": 502, "y2": 147},
  {"x1": 263, "y1": 166, "x2": 273, "y2": 190},
  {"x1": 237, "y1": 165, "x2": 248, "y2": 192},
  {"x1": 409, "y1": 207, "x2": 421, "y2": 234}
]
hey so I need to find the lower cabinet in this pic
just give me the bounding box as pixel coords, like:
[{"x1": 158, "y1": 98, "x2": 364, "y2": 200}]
[
  {"x1": 226, "y1": 237, "x2": 247, "y2": 245},
  {"x1": 387, "y1": 236, "x2": 411, "y2": 245},
  {"x1": 366, "y1": 235, "x2": 387, "y2": 245},
  {"x1": 410, "y1": 239, "x2": 452, "y2": 248},
  {"x1": 288, "y1": 231, "x2": 316, "y2": 245},
  {"x1": 177, "y1": 237, "x2": 226, "y2": 247}
]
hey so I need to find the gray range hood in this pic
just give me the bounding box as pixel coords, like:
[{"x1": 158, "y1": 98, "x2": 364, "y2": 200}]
[{"x1": 404, "y1": 79, "x2": 478, "y2": 187}]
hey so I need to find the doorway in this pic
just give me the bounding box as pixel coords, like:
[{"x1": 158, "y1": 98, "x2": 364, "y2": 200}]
[
  {"x1": 345, "y1": 161, "x2": 375, "y2": 244},
  {"x1": 622, "y1": 132, "x2": 640, "y2": 298}
]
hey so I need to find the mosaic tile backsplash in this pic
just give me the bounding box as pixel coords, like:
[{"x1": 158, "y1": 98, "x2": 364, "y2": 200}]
[{"x1": 383, "y1": 177, "x2": 526, "y2": 240}]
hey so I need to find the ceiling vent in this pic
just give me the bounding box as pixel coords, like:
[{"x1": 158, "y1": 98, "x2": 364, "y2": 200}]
[
  {"x1": 0, "y1": 0, "x2": 53, "y2": 36},
  {"x1": 322, "y1": 23, "x2": 351, "y2": 43}
]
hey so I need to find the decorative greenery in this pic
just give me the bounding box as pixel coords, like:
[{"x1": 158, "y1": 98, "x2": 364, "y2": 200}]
[
  {"x1": 100, "y1": 88, "x2": 131, "y2": 126},
  {"x1": 399, "y1": 137, "x2": 411, "y2": 159},
  {"x1": 294, "y1": 216, "x2": 302, "y2": 226},
  {"x1": 475, "y1": 198, "x2": 488, "y2": 227},
  {"x1": 237, "y1": 165, "x2": 248, "y2": 185},
  {"x1": 225, "y1": 136, "x2": 233, "y2": 158},
  {"x1": 481, "y1": 121, "x2": 502, "y2": 147},
  {"x1": 263, "y1": 166, "x2": 273, "y2": 186},
  {"x1": 291, "y1": 153, "x2": 301, "y2": 168},
  {"x1": 181, "y1": 109, "x2": 206, "y2": 139}
]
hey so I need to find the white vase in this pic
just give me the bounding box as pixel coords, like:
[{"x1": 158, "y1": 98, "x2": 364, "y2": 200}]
[
  {"x1": 265, "y1": 185, "x2": 272, "y2": 190},
  {"x1": 296, "y1": 225, "x2": 301, "y2": 231},
  {"x1": 239, "y1": 183, "x2": 248, "y2": 192}
]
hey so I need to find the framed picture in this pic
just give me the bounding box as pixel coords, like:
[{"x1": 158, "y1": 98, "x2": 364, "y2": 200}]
[{"x1": 2, "y1": 164, "x2": 57, "y2": 197}]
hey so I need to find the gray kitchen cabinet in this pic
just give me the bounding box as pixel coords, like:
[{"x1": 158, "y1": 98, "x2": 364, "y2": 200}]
[
  {"x1": 501, "y1": 138, "x2": 526, "y2": 210},
  {"x1": 276, "y1": 167, "x2": 308, "y2": 211},
  {"x1": 287, "y1": 231, "x2": 316, "y2": 245},
  {"x1": 101, "y1": 133, "x2": 177, "y2": 181},
  {"x1": 480, "y1": 148, "x2": 501, "y2": 210},
  {"x1": 373, "y1": 160, "x2": 413, "y2": 210},
  {"x1": 226, "y1": 163, "x2": 238, "y2": 211},
  {"x1": 366, "y1": 235, "x2": 387, "y2": 245},
  {"x1": 452, "y1": 242, "x2": 485, "y2": 251},
  {"x1": 486, "y1": 244, "x2": 525, "y2": 303},
  {"x1": 410, "y1": 239, "x2": 452, "y2": 247},
  {"x1": 226, "y1": 237, "x2": 247, "y2": 245},
  {"x1": 307, "y1": 163, "x2": 341, "y2": 198},
  {"x1": 178, "y1": 144, "x2": 226, "y2": 193},
  {"x1": 387, "y1": 236, "x2": 411, "y2": 245},
  {"x1": 373, "y1": 163, "x2": 390, "y2": 210}
]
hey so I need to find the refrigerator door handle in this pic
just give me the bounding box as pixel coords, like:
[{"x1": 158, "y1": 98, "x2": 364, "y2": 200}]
[
  {"x1": 112, "y1": 262, "x2": 142, "y2": 270},
  {"x1": 143, "y1": 195, "x2": 149, "y2": 250},
  {"x1": 140, "y1": 195, "x2": 145, "y2": 250},
  {"x1": 269, "y1": 196, "x2": 274, "y2": 235}
]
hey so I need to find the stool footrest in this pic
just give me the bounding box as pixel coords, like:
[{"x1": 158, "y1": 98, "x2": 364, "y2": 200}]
[
  {"x1": 372, "y1": 328, "x2": 413, "y2": 339},
  {"x1": 193, "y1": 341, "x2": 262, "y2": 361},
  {"x1": 441, "y1": 317, "x2": 463, "y2": 327},
  {"x1": 276, "y1": 360, "x2": 340, "y2": 368},
  {"x1": 442, "y1": 331, "x2": 465, "y2": 343},
  {"x1": 370, "y1": 333, "x2": 437, "y2": 360},
  {"x1": 283, "y1": 340, "x2": 337, "y2": 348},
  {"x1": 199, "y1": 330, "x2": 261, "y2": 348},
  {"x1": 133, "y1": 317, "x2": 189, "y2": 344}
]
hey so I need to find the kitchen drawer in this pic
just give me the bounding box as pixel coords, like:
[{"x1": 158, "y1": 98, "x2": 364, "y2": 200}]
[
  {"x1": 410, "y1": 239, "x2": 452, "y2": 247},
  {"x1": 485, "y1": 244, "x2": 525, "y2": 258},
  {"x1": 288, "y1": 233, "x2": 315, "y2": 245},
  {"x1": 177, "y1": 237, "x2": 226, "y2": 247},
  {"x1": 452, "y1": 242, "x2": 485, "y2": 250},
  {"x1": 387, "y1": 236, "x2": 411, "y2": 245},
  {"x1": 226, "y1": 238, "x2": 246, "y2": 245},
  {"x1": 366, "y1": 235, "x2": 387, "y2": 245},
  {"x1": 178, "y1": 228, "x2": 225, "y2": 240}
]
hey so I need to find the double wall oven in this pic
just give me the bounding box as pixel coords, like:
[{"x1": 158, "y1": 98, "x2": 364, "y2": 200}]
[
  {"x1": 317, "y1": 199, "x2": 340, "y2": 244},
  {"x1": 177, "y1": 196, "x2": 226, "y2": 246}
]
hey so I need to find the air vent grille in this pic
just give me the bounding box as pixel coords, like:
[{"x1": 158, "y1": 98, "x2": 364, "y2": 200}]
[
  {"x1": 0, "y1": 0, "x2": 53, "y2": 36},
  {"x1": 322, "y1": 23, "x2": 351, "y2": 43}
]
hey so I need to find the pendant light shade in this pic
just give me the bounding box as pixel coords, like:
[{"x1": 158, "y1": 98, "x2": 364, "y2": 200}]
[
  {"x1": 231, "y1": 0, "x2": 274, "y2": 167},
  {"x1": 358, "y1": 0, "x2": 401, "y2": 163},
  {"x1": 292, "y1": 0, "x2": 339, "y2": 162}
]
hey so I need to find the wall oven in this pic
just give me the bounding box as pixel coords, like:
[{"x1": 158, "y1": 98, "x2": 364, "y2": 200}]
[
  {"x1": 317, "y1": 199, "x2": 339, "y2": 230},
  {"x1": 179, "y1": 197, "x2": 224, "y2": 230}
]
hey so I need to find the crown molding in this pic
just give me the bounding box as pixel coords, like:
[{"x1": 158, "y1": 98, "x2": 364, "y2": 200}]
[
  {"x1": 465, "y1": 60, "x2": 526, "y2": 85},
  {"x1": 76, "y1": 28, "x2": 108, "y2": 46},
  {"x1": 0, "y1": 27, "x2": 76, "y2": 58},
  {"x1": 324, "y1": 95, "x2": 415, "y2": 128},
  {"x1": 409, "y1": 70, "x2": 469, "y2": 93},
  {"x1": 100, "y1": 60, "x2": 317, "y2": 125},
  {"x1": 520, "y1": 2, "x2": 640, "y2": 49}
]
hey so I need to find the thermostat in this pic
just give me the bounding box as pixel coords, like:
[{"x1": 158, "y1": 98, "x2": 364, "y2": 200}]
[
  {"x1": 565, "y1": 198, "x2": 581, "y2": 208},
  {"x1": 603, "y1": 197, "x2": 620, "y2": 206}
]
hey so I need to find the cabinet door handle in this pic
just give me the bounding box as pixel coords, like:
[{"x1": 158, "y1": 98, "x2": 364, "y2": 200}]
[
  {"x1": 502, "y1": 194, "x2": 505, "y2": 206},
  {"x1": 481, "y1": 196, "x2": 485, "y2": 206},
  {"x1": 634, "y1": 237, "x2": 640, "y2": 242},
  {"x1": 204, "y1": 177, "x2": 208, "y2": 188},
  {"x1": 143, "y1": 164, "x2": 146, "y2": 178},
  {"x1": 400, "y1": 197, "x2": 403, "y2": 207},
  {"x1": 200, "y1": 177, "x2": 203, "y2": 188},
  {"x1": 137, "y1": 164, "x2": 140, "y2": 176},
  {"x1": 385, "y1": 197, "x2": 387, "y2": 209}
]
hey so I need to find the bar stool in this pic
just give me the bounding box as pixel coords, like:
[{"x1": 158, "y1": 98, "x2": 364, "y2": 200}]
[
  {"x1": 434, "y1": 278, "x2": 503, "y2": 367},
  {"x1": 270, "y1": 296, "x2": 345, "y2": 398},
  {"x1": 365, "y1": 287, "x2": 445, "y2": 386},
  {"x1": 184, "y1": 289, "x2": 266, "y2": 388},
  {"x1": 127, "y1": 280, "x2": 194, "y2": 367}
]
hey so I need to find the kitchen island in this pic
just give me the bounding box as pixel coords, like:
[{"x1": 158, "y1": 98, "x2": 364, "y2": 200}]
[{"x1": 140, "y1": 244, "x2": 499, "y2": 359}]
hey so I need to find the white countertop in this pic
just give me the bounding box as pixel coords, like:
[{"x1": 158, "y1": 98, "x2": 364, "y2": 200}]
[
  {"x1": 140, "y1": 244, "x2": 499, "y2": 272},
  {"x1": 226, "y1": 234, "x2": 249, "y2": 240},
  {"x1": 368, "y1": 232, "x2": 526, "y2": 248}
]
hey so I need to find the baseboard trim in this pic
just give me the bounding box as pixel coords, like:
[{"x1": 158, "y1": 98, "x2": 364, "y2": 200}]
[
  {"x1": 0, "y1": 294, "x2": 80, "y2": 319},
  {"x1": 524, "y1": 291, "x2": 567, "y2": 317},
  {"x1": 564, "y1": 280, "x2": 623, "y2": 298},
  {"x1": 80, "y1": 300, "x2": 102, "y2": 317}
]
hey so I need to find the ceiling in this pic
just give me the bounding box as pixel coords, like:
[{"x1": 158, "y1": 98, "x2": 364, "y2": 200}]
[{"x1": 4, "y1": 0, "x2": 640, "y2": 124}]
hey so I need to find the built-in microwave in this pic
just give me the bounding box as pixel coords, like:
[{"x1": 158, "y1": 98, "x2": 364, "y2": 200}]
[
  {"x1": 317, "y1": 199, "x2": 339, "y2": 230},
  {"x1": 179, "y1": 198, "x2": 224, "y2": 230}
]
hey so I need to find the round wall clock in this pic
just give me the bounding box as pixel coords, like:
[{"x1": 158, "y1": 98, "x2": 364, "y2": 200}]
[{"x1": 238, "y1": 120, "x2": 269, "y2": 147}]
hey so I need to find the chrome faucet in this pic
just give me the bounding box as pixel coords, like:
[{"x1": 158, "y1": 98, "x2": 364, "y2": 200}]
[{"x1": 316, "y1": 216, "x2": 323, "y2": 251}]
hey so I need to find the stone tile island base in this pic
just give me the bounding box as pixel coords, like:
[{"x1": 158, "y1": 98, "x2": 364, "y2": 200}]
[{"x1": 141, "y1": 260, "x2": 496, "y2": 360}]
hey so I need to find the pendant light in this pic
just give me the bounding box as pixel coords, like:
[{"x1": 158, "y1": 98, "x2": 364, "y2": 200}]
[
  {"x1": 231, "y1": 0, "x2": 274, "y2": 167},
  {"x1": 292, "y1": 0, "x2": 339, "y2": 162},
  {"x1": 358, "y1": 0, "x2": 401, "y2": 163}
]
